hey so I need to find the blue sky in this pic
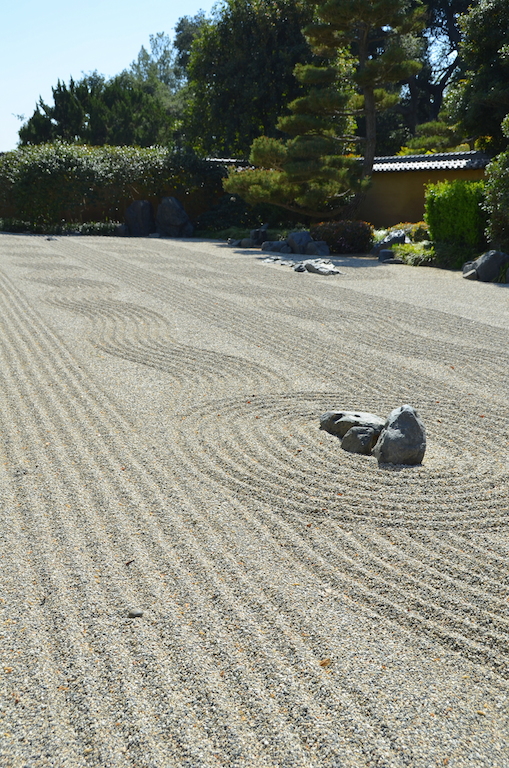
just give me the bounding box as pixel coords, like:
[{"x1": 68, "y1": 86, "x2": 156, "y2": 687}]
[{"x1": 1, "y1": 0, "x2": 216, "y2": 152}]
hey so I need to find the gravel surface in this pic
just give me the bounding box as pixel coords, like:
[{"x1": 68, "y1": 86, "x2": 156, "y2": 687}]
[{"x1": 1, "y1": 234, "x2": 509, "y2": 767}]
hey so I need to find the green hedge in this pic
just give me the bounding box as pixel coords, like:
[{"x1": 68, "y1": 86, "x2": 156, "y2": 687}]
[
  {"x1": 0, "y1": 142, "x2": 225, "y2": 225},
  {"x1": 424, "y1": 179, "x2": 487, "y2": 248},
  {"x1": 309, "y1": 220, "x2": 373, "y2": 254}
]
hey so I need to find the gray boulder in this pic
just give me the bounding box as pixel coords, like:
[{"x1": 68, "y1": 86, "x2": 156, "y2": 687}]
[
  {"x1": 240, "y1": 238, "x2": 255, "y2": 248},
  {"x1": 156, "y1": 196, "x2": 194, "y2": 237},
  {"x1": 288, "y1": 230, "x2": 313, "y2": 254},
  {"x1": 373, "y1": 404, "x2": 426, "y2": 466},
  {"x1": 261, "y1": 240, "x2": 285, "y2": 252},
  {"x1": 305, "y1": 240, "x2": 330, "y2": 257},
  {"x1": 320, "y1": 410, "x2": 385, "y2": 438},
  {"x1": 462, "y1": 250, "x2": 509, "y2": 282},
  {"x1": 378, "y1": 249, "x2": 395, "y2": 262},
  {"x1": 372, "y1": 230, "x2": 406, "y2": 255},
  {"x1": 125, "y1": 200, "x2": 156, "y2": 237},
  {"x1": 341, "y1": 426, "x2": 378, "y2": 455},
  {"x1": 250, "y1": 225, "x2": 269, "y2": 246}
]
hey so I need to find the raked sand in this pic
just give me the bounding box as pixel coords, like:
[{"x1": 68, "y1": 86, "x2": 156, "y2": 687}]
[{"x1": 1, "y1": 234, "x2": 509, "y2": 767}]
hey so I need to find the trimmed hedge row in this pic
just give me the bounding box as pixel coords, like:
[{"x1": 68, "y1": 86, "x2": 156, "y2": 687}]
[
  {"x1": 0, "y1": 142, "x2": 225, "y2": 225},
  {"x1": 424, "y1": 179, "x2": 487, "y2": 248}
]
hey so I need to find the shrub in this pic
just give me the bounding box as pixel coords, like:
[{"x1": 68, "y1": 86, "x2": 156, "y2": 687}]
[
  {"x1": 309, "y1": 220, "x2": 373, "y2": 254},
  {"x1": 483, "y1": 150, "x2": 509, "y2": 251},
  {"x1": 424, "y1": 179, "x2": 487, "y2": 248}
]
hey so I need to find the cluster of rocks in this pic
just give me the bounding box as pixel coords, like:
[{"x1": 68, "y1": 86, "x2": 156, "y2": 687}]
[
  {"x1": 462, "y1": 250, "x2": 509, "y2": 282},
  {"x1": 371, "y1": 229, "x2": 406, "y2": 264},
  {"x1": 320, "y1": 404, "x2": 426, "y2": 466},
  {"x1": 118, "y1": 197, "x2": 194, "y2": 238},
  {"x1": 262, "y1": 255, "x2": 343, "y2": 275},
  {"x1": 229, "y1": 228, "x2": 330, "y2": 257}
]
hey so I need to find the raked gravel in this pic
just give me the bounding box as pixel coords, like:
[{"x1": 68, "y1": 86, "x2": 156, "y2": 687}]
[{"x1": 1, "y1": 234, "x2": 509, "y2": 767}]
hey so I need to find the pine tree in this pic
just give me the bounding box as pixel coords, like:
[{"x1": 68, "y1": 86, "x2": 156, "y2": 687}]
[{"x1": 225, "y1": 0, "x2": 424, "y2": 219}]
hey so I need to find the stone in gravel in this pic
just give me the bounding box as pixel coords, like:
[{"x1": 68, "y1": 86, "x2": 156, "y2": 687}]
[
  {"x1": 462, "y1": 250, "x2": 509, "y2": 282},
  {"x1": 261, "y1": 241, "x2": 285, "y2": 252},
  {"x1": 305, "y1": 241, "x2": 330, "y2": 257},
  {"x1": 293, "y1": 263, "x2": 307, "y2": 272},
  {"x1": 378, "y1": 249, "x2": 395, "y2": 262},
  {"x1": 381, "y1": 257, "x2": 404, "y2": 264},
  {"x1": 341, "y1": 426, "x2": 378, "y2": 455},
  {"x1": 288, "y1": 231, "x2": 313, "y2": 254},
  {"x1": 128, "y1": 609, "x2": 143, "y2": 618},
  {"x1": 373, "y1": 404, "x2": 426, "y2": 465},
  {"x1": 156, "y1": 196, "x2": 194, "y2": 238},
  {"x1": 125, "y1": 200, "x2": 156, "y2": 237},
  {"x1": 240, "y1": 238, "x2": 255, "y2": 248},
  {"x1": 303, "y1": 259, "x2": 342, "y2": 275},
  {"x1": 320, "y1": 410, "x2": 385, "y2": 438}
]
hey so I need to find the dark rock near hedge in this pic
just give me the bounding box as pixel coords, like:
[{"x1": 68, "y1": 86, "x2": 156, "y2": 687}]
[
  {"x1": 261, "y1": 240, "x2": 285, "y2": 252},
  {"x1": 378, "y1": 249, "x2": 395, "y2": 262},
  {"x1": 156, "y1": 196, "x2": 194, "y2": 238},
  {"x1": 125, "y1": 200, "x2": 156, "y2": 237},
  {"x1": 462, "y1": 250, "x2": 509, "y2": 282},
  {"x1": 250, "y1": 225, "x2": 269, "y2": 246},
  {"x1": 373, "y1": 404, "x2": 426, "y2": 466}
]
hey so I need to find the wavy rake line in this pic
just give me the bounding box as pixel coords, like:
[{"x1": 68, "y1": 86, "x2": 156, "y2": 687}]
[
  {"x1": 63, "y1": 241, "x2": 509, "y2": 412},
  {"x1": 171, "y1": 392, "x2": 509, "y2": 530},
  {"x1": 0, "y1": 271, "x2": 412, "y2": 766},
  {"x1": 45, "y1": 293, "x2": 284, "y2": 391}
]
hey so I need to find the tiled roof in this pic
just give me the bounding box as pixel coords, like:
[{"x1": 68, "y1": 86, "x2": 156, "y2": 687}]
[{"x1": 372, "y1": 151, "x2": 490, "y2": 172}]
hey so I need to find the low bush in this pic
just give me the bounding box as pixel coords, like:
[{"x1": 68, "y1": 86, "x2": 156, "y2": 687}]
[
  {"x1": 391, "y1": 242, "x2": 436, "y2": 267},
  {"x1": 309, "y1": 220, "x2": 373, "y2": 254},
  {"x1": 424, "y1": 179, "x2": 487, "y2": 248},
  {"x1": 388, "y1": 221, "x2": 430, "y2": 242},
  {"x1": 0, "y1": 218, "x2": 121, "y2": 235}
]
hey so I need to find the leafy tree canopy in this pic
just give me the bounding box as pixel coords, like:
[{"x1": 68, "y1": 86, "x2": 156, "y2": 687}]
[
  {"x1": 451, "y1": 0, "x2": 509, "y2": 153},
  {"x1": 19, "y1": 70, "x2": 176, "y2": 148},
  {"x1": 182, "y1": 0, "x2": 315, "y2": 157}
]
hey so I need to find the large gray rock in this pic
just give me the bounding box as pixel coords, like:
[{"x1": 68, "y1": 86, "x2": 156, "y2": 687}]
[
  {"x1": 261, "y1": 240, "x2": 286, "y2": 252},
  {"x1": 287, "y1": 230, "x2": 313, "y2": 254},
  {"x1": 125, "y1": 200, "x2": 156, "y2": 237},
  {"x1": 373, "y1": 404, "x2": 426, "y2": 465},
  {"x1": 320, "y1": 410, "x2": 385, "y2": 438},
  {"x1": 305, "y1": 240, "x2": 330, "y2": 257},
  {"x1": 341, "y1": 426, "x2": 378, "y2": 455},
  {"x1": 156, "y1": 196, "x2": 194, "y2": 237},
  {"x1": 462, "y1": 250, "x2": 509, "y2": 282},
  {"x1": 250, "y1": 225, "x2": 269, "y2": 246}
]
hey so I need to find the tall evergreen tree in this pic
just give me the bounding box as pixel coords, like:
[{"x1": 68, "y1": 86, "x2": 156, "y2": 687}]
[{"x1": 225, "y1": 0, "x2": 424, "y2": 219}]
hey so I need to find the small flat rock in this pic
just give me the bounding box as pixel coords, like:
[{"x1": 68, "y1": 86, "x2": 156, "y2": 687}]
[
  {"x1": 128, "y1": 609, "x2": 143, "y2": 618},
  {"x1": 341, "y1": 426, "x2": 378, "y2": 455},
  {"x1": 320, "y1": 410, "x2": 385, "y2": 438}
]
